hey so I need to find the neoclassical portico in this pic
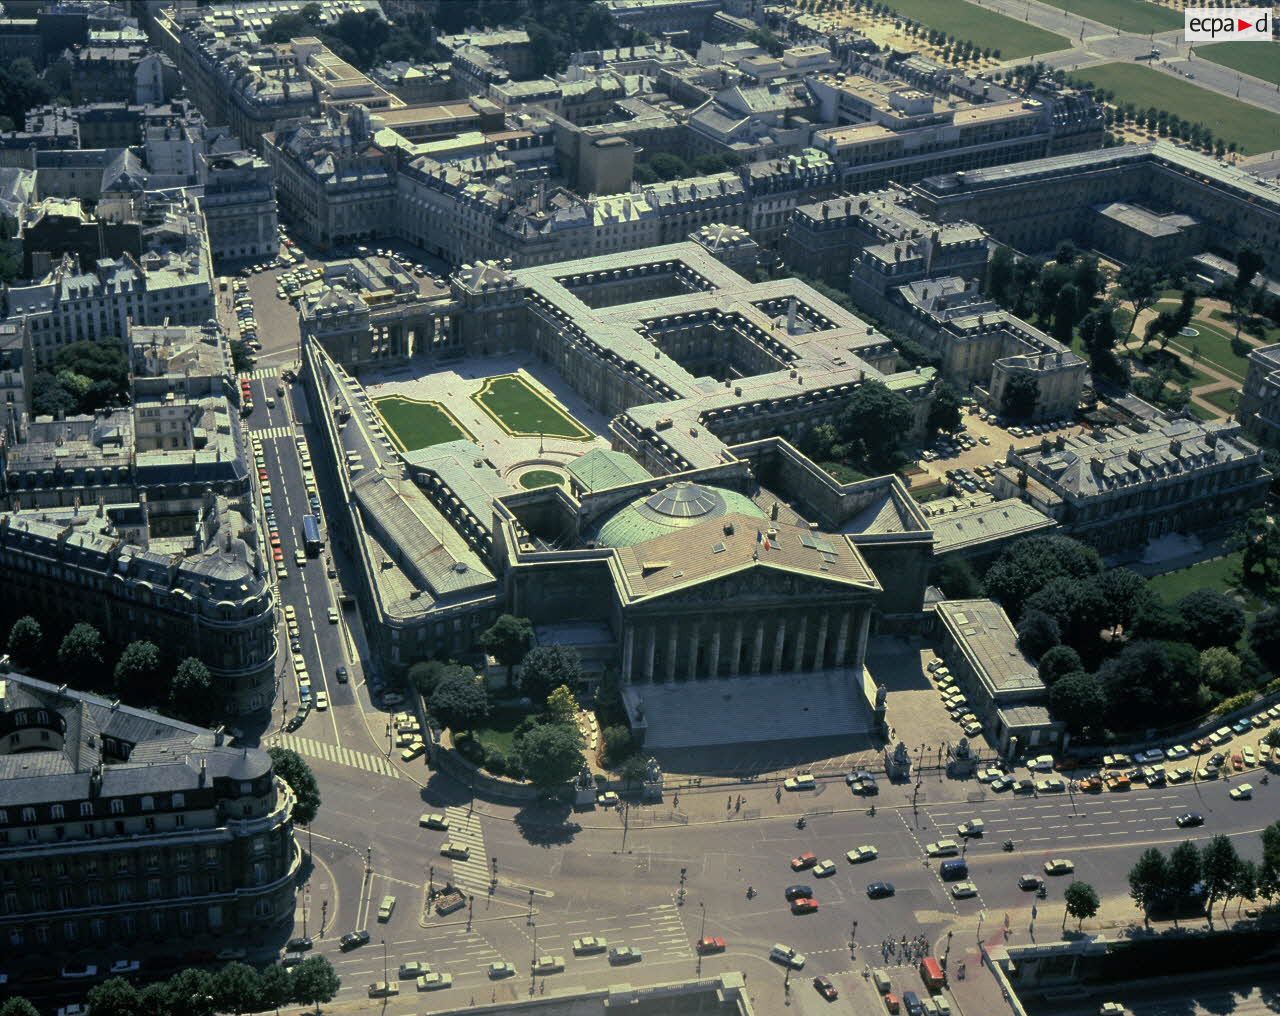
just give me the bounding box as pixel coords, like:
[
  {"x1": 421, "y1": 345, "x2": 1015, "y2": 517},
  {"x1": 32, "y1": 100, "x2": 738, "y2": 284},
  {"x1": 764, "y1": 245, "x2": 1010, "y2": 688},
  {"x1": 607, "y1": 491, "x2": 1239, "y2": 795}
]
[{"x1": 618, "y1": 605, "x2": 872, "y2": 684}]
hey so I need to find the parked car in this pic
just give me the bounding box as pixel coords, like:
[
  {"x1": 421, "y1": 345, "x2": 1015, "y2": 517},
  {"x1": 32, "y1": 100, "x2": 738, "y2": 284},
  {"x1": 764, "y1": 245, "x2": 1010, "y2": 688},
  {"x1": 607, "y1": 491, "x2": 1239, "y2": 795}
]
[
  {"x1": 846, "y1": 844, "x2": 878, "y2": 863},
  {"x1": 813, "y1": 974, "x2": 839, "y2": 1001},
  {"x1": 340, "y1": 930, "x2": 371, "y2": 951}
]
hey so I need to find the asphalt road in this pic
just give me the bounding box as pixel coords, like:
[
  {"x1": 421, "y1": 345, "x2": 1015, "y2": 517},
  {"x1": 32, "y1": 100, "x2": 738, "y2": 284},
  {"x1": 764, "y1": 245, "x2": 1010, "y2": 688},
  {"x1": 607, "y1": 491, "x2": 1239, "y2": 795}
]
[{"x1": 284, "y1": 760, "x2": 1274, "y2": 1011}]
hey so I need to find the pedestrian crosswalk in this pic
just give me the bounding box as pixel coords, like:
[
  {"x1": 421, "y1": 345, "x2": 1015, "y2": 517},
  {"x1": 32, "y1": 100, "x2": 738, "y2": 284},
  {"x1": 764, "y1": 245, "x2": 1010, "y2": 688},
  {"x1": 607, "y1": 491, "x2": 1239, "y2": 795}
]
[
  {"x1": 269, "y1": 732, "x2": 399, "y2": 778},
  {"x1": 240, "y1": 367, "x2": 279, "y2": 380},
  {"x1": 247, "y1": 424, "x2": 295, "y2": 440},
  {"x1": 441, "y1": 805, "x2": 489, "y2": 892}
]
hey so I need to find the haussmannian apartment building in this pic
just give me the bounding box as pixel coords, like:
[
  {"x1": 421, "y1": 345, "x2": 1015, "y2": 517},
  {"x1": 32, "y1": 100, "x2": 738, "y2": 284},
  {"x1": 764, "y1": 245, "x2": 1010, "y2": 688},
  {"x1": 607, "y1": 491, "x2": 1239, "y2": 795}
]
[{"x1": 0, "y1": 672, "x2": 298, "y2": 952}]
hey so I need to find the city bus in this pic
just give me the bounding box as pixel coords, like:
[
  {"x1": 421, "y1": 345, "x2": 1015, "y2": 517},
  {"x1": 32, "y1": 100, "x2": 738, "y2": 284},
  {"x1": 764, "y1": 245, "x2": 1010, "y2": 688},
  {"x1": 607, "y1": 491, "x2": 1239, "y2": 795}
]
[{"x1": 301, "y1": 514, "x2": 322, "y2": 557}]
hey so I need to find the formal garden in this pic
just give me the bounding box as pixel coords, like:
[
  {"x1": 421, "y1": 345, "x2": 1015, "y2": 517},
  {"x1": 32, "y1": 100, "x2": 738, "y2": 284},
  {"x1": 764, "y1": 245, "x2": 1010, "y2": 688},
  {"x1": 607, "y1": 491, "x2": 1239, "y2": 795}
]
[
  {"x1": 471, "y1": 373, "x2": 592, "y2": 441},
  {"x1": 373, "y1": 394, "x2": 472, "y2": 451}
]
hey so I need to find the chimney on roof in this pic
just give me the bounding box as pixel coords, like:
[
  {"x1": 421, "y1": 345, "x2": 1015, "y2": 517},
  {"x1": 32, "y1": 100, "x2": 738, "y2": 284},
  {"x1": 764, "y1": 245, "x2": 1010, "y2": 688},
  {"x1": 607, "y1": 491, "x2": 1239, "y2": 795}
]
[{"x1": 198, "y1": 757, "x2": 207, "y2": 787}]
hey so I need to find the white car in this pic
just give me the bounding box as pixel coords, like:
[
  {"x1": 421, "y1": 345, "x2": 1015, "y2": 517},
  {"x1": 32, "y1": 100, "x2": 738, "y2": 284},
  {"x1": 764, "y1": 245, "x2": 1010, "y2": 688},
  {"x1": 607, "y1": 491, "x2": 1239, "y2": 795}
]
[
  {"x1": 416, "y1": 972, "x2": 453, "y2": 991},
  {"x1": 57, "y1": 1007, "x2": 91, "y2": 1016},
  {"x1": 784, "y1": 774, "x2": 816, "y2": 791},
  {"x1": 1044, "y1": 858, "x2": 1074, "y2": 876},
  {"x1": 846, "y1": 844, "x2": 878, "y2": 863},
  {"x1": 1028, "y1": 755, "x2": 1055, "y2": 772},
  {"x1": 1165, "y1": 744, "x2": 1190, "y2": 760},
  {"x1": 1229, "y1": 783, "x2": 1253, "y2": 801},
  {"x1": 957, "y1": 819, "x2": 985, "y2": 837},
  {"x1": 315, "y1": 691, "x2": 329, "y2": 711},
  {"x1": 109, "y1": 959, "x2": 140, "y2": 974},
  {"x1": 926, "y1": 839, "x2": 960, "y2": 857},
  {"x1": 950, "y1": 881, "x2": 979, "y2": 899},
  {"x1": 813, "y1": 859, "x2": 837, "y2": 878},
  {"x1": 1035, "y1": 777, "x2": 1066, "y2": 793}
]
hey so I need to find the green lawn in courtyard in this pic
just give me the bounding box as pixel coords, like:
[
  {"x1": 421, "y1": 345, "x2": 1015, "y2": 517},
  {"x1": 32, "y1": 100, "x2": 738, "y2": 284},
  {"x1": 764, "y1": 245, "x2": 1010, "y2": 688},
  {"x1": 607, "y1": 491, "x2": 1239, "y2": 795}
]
[
  {"x1": 373, "y1": 395, "x2": 470, "y2": 451},
  {"x1": 1201, "y1": 387, "x2": 1241, "y2": 415},
  {"x1": 1033, "y1": 0, "x2": 1181, "y2": 34},
  {"x1": 1069, "y1": 63, "x2": 1280, "y2": 154},
  {"x1": 1197, "y1": 40, "x2": 1280, "y2": 87},
  {"x1": 1148, "y1": 551, "x2": 1243, "y2": 602},
  {"x1": 1167, "y1": 320, "x2": 1249, "y2": 381},
  {"x1": 518, "y1": 469, "x2": 565, "y2": 489},
  {"x1": 881, "y1": 0, "x2": 1068, "y2": 58},
  {"x1": 472, "y1": 374, "x2": 591, "y2": 440},
  {"x1": 1123, "y1": 348, "x2": 1215, "y2": 389},
  {"x1": 1210, "y1": 308, "x2": 1280, "y2": 344},
  {"x1": 1187, "y1": 401, "x2": 1216, "y2": 421},
  {"x1": 470, "y1": 705, "x2": 530, "y2": 756}
]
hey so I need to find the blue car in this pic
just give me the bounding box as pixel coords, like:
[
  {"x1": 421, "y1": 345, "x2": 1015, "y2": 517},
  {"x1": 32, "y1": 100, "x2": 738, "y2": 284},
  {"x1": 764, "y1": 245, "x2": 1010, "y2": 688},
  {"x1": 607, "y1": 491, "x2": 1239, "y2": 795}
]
[
  {"x1": 866, "y1": 881, "x2": 895, "y2": 899},
  {"x1": 1232, "y1": 719, "x2": 1252, "y2": 735}
]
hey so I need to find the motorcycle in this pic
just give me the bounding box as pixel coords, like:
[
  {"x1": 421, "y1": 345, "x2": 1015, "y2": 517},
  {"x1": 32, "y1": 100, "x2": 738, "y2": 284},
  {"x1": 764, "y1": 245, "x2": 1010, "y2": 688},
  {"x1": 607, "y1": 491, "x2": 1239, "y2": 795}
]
[
  {"x1": 1003, "y1": 839, "x2": 1015, "y2": 852},
  {"x1": 796, "y1": 817, "x2": 806, "y2": 829},
  {"x1": 1037, "y1": 886, "x2": 1047, "y2": 899},
  {"x1": 746, "y1": 886, "x2": 755, "y2": 899}
]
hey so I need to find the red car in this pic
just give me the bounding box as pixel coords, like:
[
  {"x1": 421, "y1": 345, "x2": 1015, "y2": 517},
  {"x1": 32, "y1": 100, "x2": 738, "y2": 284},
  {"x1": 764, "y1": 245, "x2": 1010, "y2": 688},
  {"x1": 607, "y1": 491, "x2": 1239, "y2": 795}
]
[
  {"x1": 272, "y1": 547, "x2": 284, "y2": 561},
  {"x1": 791, "y1": 897, "x2": 819, "y2": 914},
  {"x1": 790, "y1": 851, "x2": 818, "y2": 871},
  {"x1": 1231, "y1": 754, "x2": 1244, "y2": 771},
  {"x1": 696, "y1": 936, "x2": 726, "y2": 955},
  {"x1": 813, "y1": 975, "x2": 838, "y2": 1001}
]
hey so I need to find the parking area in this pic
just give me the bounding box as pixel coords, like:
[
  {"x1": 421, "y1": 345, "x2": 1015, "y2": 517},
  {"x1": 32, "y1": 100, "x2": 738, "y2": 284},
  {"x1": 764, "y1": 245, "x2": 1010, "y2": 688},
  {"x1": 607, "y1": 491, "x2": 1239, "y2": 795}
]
[
  {"x1": 868, "y1": 638, "x2": 992, "y2": 760},
  {"x1": 917, "y1": 409, "x2": 1088, "y2": 497}
]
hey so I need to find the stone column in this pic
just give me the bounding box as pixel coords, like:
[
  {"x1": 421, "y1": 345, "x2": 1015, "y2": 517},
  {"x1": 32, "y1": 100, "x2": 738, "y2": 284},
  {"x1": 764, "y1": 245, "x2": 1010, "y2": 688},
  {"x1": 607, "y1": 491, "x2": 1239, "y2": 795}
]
[
  {"x1": 644, "y1": 625, "x2": 656, "y2": 682},
  {"x1": 812, "y1": 611, "x2": 830, "y2": 671},
  {"x1": 730, "y1": 619, "x2": 743, "y2": 676},
  {"x1": 854, "y1": 607, "x2": 872, "y2": 669},
  {"x1": 771, "y1": 617, "x2": 787, "y2": 673},
  {"x1": 709, "y1": 622, "x2": 722, "y2": 679},
  {"x1": 686, "y1": 622, "x2": 700, "y2": 681},
  {"x1": 621, "y1": 625, "x2": 634, "y2": 685},
  {"x1": 750, "y1": 621, "x2": 765, "y2": 674},
  {"x1": 666, "y1": 622, "x2": 679, "y2": 683},
  {"x1": 791, "y1": 616, "x2": 808, "y2": 673},
  {"x1": 834, "y1": 610, "x2": 851, "y2": 666}
]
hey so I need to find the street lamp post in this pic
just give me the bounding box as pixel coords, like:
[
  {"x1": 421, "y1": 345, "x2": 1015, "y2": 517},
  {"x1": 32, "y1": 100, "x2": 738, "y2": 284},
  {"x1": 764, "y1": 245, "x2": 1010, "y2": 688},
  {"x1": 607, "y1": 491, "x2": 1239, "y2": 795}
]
[
  {"x1": 381, "y1": 938, "x2": 388, "y2": 986},
  {"x1": 699, "y1": 901, "x2": 706, "y2": 942}
]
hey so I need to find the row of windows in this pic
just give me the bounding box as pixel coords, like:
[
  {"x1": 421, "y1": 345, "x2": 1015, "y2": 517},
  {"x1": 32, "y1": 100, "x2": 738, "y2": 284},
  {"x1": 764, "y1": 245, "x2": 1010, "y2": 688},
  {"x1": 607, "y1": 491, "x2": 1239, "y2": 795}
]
[{"x1": 0, "y1": 793, "x2": 187, "y2": 826}]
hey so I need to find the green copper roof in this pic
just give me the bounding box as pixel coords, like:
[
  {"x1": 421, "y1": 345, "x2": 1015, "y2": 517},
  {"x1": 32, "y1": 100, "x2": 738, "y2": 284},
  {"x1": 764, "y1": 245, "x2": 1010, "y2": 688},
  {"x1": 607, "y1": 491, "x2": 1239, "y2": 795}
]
[
  {"x1": 593, "y1": 481, "x2": 767, "y2": 548},
  {"x1": 567, "y1": 448, "x2": 652, "y2": 493}
]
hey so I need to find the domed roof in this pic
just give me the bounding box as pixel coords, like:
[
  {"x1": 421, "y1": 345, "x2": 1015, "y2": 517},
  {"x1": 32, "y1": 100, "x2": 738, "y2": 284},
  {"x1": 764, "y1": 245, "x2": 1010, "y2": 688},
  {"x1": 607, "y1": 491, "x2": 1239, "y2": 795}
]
[{"x1": 593, "y1": 481, "x2": 766, "y2": 548}]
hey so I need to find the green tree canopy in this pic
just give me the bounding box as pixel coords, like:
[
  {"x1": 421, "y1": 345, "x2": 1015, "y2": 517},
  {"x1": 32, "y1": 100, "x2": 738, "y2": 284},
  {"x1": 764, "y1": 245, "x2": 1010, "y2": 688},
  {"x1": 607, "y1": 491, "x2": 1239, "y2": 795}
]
[
  {"x1": 114, "y1": 639, "x2": 163, "y2": 704},
  {"x1": 1116, "y1": 260, "x2": 1159, "y2": 341},
  {"x1": 545, "y1": 684, "x2": 579, "y2": 726},
  {"x1": 290, "y1": 955, "x2": 341, "y2": 1013},
  {"x1": 516, "y1": 720, "x2": 585, "y2": 789},
  {"x1": 1037, "y1": 644, "x2": 1083, "y2": 686},
  {"x1": 6, "y1": 615, "x2": 41, "y2": 669},
  {"x1": 1014, "y1": 608, "x2": 1060, "y2": 660},
  {"x1": 1199, "y1": 647, "x2": 1245, "y2": 697},
  {"x1": 1098, "y1": 640, "x2": 1201, "y2": 726},
  {"x1": 519, "y1": 644, "x2": 583, "y2": 705},
  {"x1": 477, "y1": 614, "x2": 534, "y2": 685},
  {"x1": 0, "y1": 999, "x2": 41, "y2": 1016},
  {"x1": 1200, "y1": 834, "x2": 1241, "y2": 928},
  {"x1": 1177, "y1": 589, "x2": 1246, "y2": 650},
  {"x1": 429, "y1": 669, "x2": 490, "y2": 734},
  {"x1": 1048, "y1": 671, "x2": 1106, "y2": 736},
  {"x1": 268, "y1": 745, "x2": 321, "y2": 825},
  {"x1": 165, "y1": 968, "x2": 216, "y2": 1016},
  {"x1": 926, "y1": 383, "x2": 963, "y2": 436},
  {"x1": 58, "y1": 622, "x2": 104, "y2": 687},
  {"x1": 836, "y1": 379, "x2": 912, "y2": 473},
  {"x1": 1063, "y1": 880, "x2": 1100, "y2": 929},
  {"x1": 88, "y1": 977, "x2": 143, "y2": 1016},
  {"x1": 983, "y1": 535, "x2": 1103, "y2": 619},
  {"x1": 1000, "y1": 373, "x2": 1039, "y2": 420},
  {"x1": 1128, "y1": 847, "x2": 1170, "y2": 926},
  {"x1": 408, "y1": 658, "x2": 471, "y2": 698},
  {"x1": 213, "y1": 962, "x2": 262, "y2": 1015},
  {"x1": 170, "y1": 657, "x2": 215, "y2": 724}
]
